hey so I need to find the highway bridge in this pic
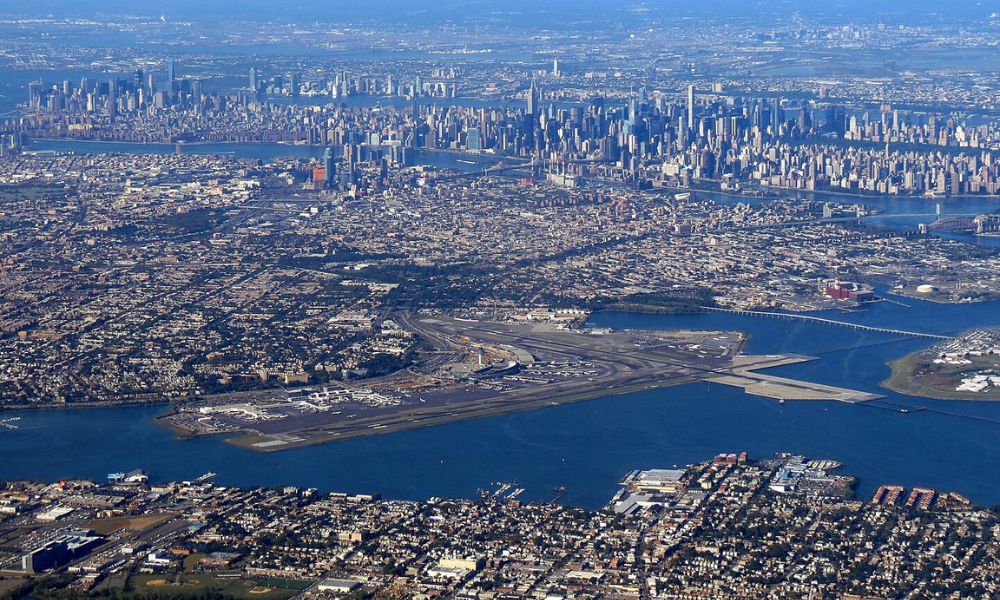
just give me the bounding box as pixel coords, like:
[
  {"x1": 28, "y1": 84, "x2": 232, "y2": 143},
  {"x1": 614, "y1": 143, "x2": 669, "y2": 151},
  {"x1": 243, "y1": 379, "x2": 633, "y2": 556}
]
[
  {"x1": 702, "y1": 307, "x2": 950, "y2": 340},
  {"x1": 428, "y1": 156, "x2": 614, "y2": 183}
]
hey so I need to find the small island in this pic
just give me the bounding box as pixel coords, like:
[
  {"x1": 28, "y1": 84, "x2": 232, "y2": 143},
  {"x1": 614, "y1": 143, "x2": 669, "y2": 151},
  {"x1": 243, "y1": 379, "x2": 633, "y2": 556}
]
[{"x1": 884, "y1": 329, "x2": 1000, "y2": 400}]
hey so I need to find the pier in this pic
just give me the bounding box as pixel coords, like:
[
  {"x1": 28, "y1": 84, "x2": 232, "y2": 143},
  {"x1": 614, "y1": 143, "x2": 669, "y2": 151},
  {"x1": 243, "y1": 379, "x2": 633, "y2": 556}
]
[{"x1": 702, "y1": 307, "x2": 950, "y2": 340}]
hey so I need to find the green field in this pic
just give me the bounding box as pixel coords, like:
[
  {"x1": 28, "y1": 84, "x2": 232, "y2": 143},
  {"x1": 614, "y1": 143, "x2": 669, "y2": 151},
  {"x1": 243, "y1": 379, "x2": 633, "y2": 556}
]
[
  {"x1": 128, "y1": 573, "x2": 310, "y2": 600},
  {"x1": 883, "y1": 352, "x2": 1000, "y2": 401}
]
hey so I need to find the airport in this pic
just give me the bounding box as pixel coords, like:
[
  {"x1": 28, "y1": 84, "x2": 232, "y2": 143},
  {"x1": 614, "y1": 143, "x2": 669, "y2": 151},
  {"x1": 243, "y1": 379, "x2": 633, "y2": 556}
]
[{"x1": 159, "y1": 314, "x2": 880, "y2": 451}]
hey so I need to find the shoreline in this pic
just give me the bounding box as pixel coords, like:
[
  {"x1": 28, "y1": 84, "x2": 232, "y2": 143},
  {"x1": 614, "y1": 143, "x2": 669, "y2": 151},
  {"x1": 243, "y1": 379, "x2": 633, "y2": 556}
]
[
  {"x1": 881, "y1": 354, "x2": 1000, "y2": 402},
  {"x1": 23, "y1": 137, "x2": 518, "y2": 162},
  {"x1": 22, "y1": 138, "x2": 1000, "y2": 201},
  {"x1": 0, "y1": 398, "x2": 171, "y2": 413},
  {"x1": 220, "y1": 370, "x2": 710, "y2": 453}
]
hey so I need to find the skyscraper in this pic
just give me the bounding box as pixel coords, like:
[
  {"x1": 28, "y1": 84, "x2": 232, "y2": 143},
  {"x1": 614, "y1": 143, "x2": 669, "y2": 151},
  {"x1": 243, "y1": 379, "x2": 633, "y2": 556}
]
[
  {"x1": 323, "y1": 147, "x2": 336, "y2": 186},
  {"x1": 191, "y1": 80, "x2": 203, "y2": 104},
  {"x1": 249, "y1": 68, "x2": 258, "y2": 93},
  {"x1": 167, "y1": 58, "x2": 175, "y2": 83},
  {"x1": 687, "y1": 84, "x2": 695, "y2": 130},
  {"x1": 467, "y1": 127, "x2": 481, "y2": 151},
  {"x1": 552, "y1": 59, "x2": 560, "y2": 77},
  {"x1": 527, "y1": 79, "x2": 538, "y2": 116},
  {"x1": 27, "y1": 81, "x2": 43, "y2": 109}
]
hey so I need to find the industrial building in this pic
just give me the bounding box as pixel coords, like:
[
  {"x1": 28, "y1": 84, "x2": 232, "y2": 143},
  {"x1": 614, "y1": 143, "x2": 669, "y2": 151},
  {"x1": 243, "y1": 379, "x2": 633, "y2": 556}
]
[{"x1": 21, "y1": 530, "x2": 104, "y2": 574}]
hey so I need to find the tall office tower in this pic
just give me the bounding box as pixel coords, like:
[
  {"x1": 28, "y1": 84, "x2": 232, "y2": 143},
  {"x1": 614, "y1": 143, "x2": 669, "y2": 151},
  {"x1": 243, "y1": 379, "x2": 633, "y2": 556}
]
[
  {"x1": 323, "y1": 147, "x2": 336, "y2": 185},
  {"x1": 343, "y1": 143, "x2": 357, "y2": 187},
  {"x1": 249, "y1": 68, "x2": 258, "y2": 93},
  {"x1": 687, "y1": 84, "x2": 695, "y2": 129},
  {"x1": 167, "y1": 58, "x2": 175, "y2": 83},
  {"x1": 525, "y1": 80, "x2": 539, "y2": 155},
  {"x1": 132, "y1": 69, "x2": 144, "y2": 93},
  {"x1": 191, "y1": 80, "x2": 203, "y2": 104},
  {"x1": 146, "y1": 73, "x2": 156, "y2": 96},
  {"x1": 415, "y1": 75, "x2": 424, "y2": 96},
  {"x1": 527, "y1": 79, "x2": 538, "y2": 116},
  {"x1": 289, "y1": 72, "x2": 300, "y2": 97},
  {"x1": 552, "y1": 59, "x2": 560, "y2": 77},
  {"x1": 467, "y1": 127, "x2": 481, "y2": 151},
  {"x1": 27, "y1": 81, "x2": 43, "y2": 108}
]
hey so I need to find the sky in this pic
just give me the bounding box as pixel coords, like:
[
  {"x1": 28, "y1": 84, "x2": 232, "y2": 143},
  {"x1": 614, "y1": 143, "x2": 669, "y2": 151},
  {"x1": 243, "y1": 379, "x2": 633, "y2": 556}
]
[{"x1": 11, "y1": 0, "x2": 1000, "y2": 24}]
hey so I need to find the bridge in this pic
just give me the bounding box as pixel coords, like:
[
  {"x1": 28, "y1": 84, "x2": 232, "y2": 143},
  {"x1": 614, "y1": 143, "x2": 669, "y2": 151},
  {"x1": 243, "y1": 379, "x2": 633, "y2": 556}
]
[
  {"x1": 928, "y1": 216, "x2": 976, "y2": 232},
  {"x1": 428, "y1": 156, "x2": 614, "y2": 183},
  {"x1": 702, "y1": 307, "x2": 950, "y2": 340}
]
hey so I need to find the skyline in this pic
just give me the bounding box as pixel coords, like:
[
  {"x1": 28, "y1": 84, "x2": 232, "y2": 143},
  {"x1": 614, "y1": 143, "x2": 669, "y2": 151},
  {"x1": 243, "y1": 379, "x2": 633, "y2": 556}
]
[{"x1": 10, "y1": 0, "x2": 1000, "y2": 23}]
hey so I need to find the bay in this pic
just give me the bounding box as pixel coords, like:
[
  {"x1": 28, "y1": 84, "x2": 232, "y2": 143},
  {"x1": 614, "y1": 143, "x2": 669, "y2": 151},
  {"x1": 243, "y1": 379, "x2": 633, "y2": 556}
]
[{"x1": 2, "y1": 294, "x2": 1000, "y2": 509}]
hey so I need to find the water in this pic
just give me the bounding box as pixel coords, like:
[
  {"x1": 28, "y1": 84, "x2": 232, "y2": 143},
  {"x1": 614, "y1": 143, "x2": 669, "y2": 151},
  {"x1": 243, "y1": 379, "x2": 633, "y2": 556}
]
[
  {"x1": 2, "y1": 293, "x2": 1000, "y2": 509},
  {"x1": 23, "y1": 139, "x2": 506, "y2": 171}
]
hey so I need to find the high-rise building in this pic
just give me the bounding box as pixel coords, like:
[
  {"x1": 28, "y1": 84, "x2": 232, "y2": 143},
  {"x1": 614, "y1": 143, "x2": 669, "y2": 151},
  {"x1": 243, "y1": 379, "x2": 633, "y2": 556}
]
[
  {"x1": 191, "y1": 80, "x2": 203, "y2": 104},
  {"x1": 467, "y1": 127, "x2": 481, "y2": 151},
  {"x1": 343, "y1": 143, "x2": 357, "y2": 188},
  {"x1": 323, "y1": 147, "x2": 336, "y2": 185},
  {"x1": 27, "y1": 81, "x2": 43, "y2": 109},
  {"x1": 527, "y1": 79, "x2": 538, "y2": 116},
  {"x1": 167, "y1": 58, "x2": 175, "y2": 83},
  {"x1": 687, "y1": 84, "x2": 695, "y2": 130},
  {"x1": 552, "y1": 59, "x2": 560, "y2": 77},
  {"x1": 249, "y1": 68, "x2": 258, "y2": 93}
]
